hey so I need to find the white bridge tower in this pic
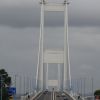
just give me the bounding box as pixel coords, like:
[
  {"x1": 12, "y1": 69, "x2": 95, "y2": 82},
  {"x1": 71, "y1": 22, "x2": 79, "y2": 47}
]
[{"x1": 36, "y1": 0, "x2": 71, "y2": 91}]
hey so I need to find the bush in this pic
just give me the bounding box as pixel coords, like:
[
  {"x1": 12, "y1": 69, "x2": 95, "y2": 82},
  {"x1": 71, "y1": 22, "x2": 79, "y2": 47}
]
[
  {"x1": 94, "y1": 90, "x2": 100, "y2": 96},
  {"x1": 0, "y1": 69, "x2": 11, "y2": 100}
]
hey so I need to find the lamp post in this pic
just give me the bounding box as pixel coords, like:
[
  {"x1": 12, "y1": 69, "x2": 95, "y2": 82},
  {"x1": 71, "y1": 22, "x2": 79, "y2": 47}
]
[
  {"x1": 91, "y1": 77, "x2": 94, "y2": 96},
  {"x1": 14, "y1": 74, "x2": 18, "y2": 100},
  {"x1": 9, "y1": 74, "x2": 18, "y2": 100}
]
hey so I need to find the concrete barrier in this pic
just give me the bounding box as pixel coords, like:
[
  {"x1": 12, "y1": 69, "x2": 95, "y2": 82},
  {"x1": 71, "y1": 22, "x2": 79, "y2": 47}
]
[
  {"x1": 64, "y1": 91, "x2": 77, "y2": 100},
  {"x1": 20, "y1": 91, "x2": 41, "y2": 100},
  {"x1": 30, "y1": 91, "x2": 42, "y2": 100},
  {"x1": 21, "y1": 95, "x2": 28, "y2": 100}
]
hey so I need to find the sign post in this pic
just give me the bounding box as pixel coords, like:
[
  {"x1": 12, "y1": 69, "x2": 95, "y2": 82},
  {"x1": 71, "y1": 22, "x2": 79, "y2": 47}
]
[{"x1": 7, "y1": 87, "x2": 16, "y2": 100}]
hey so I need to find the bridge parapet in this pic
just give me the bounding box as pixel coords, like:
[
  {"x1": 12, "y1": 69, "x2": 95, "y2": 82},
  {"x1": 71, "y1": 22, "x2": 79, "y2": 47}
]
[
  {"x1": 30, "y1": 91, "x2": 42, "y2": 100},
  {"x1": 64, "y1": 91, "x2": 77, "y2": 100},
  {"x1": 20, "y1": 91, "x2": 41, "y2": 100},
  {"x1": 84, "y1": 96, "x2": 94, "y2": 100}
]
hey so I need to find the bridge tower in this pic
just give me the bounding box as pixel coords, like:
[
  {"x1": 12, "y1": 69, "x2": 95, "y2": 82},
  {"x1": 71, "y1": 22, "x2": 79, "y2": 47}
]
[{"x1": 36, "y1": 0, "x2": 71, "y2": 91}]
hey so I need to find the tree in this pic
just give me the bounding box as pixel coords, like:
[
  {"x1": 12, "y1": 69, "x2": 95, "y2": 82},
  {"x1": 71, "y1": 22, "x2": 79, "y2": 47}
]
[
  {"x1": 0, "y1": 69, "x2": 11, "y2": 100},
  {"x1": 94, "y1": 89, "x2": 100, "y2": 96}
]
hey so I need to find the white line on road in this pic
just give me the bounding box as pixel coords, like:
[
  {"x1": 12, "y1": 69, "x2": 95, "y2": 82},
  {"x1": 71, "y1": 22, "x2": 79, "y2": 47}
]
[
  {"x1": 34, "y1": 92, "x2": 44, "y2": 100},
  {"x1": 54, "y1": 92, "x2": 56, "y2": 100},
  {"x1": 51, "y1": 91, "x2": 52, "y2": 100},
  {"x1": 53, "y1": 91, "x2": 55, "y2": 100}
]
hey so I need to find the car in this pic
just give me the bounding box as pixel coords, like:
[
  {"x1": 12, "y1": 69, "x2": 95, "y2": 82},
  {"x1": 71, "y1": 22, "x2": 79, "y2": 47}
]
[
  {"x1": 63, "y1": 97, "x2": 68, "y2": 100},
  {"x1": 61, "y1": 93, "x2": 66, "y2": 97},
  {"x1": 56, "y1": 94, "x2": 60, "y2": 97},
  {"x1": 43, "y1": 90, "x2": 48, "y2": 94},
  {"x1": 43, "y1": 91, "x2": 46, "y2": 94},
  {"x1": 9, "y1": 96, "x2": 13, "y2": 100},
  {"x1": 45, "y1": 89, "x2": 48, "y2": 92}
]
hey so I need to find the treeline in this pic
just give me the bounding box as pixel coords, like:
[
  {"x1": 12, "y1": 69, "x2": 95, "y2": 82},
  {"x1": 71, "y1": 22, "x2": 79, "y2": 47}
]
[{"x1": 0, "y1": 69, "x2": 11, "y2": 100}]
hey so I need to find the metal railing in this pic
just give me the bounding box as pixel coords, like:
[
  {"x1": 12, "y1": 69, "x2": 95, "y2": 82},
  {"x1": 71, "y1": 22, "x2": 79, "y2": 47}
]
[{"x1": 20, "y1": 91, "x2": 42, "y2": 100}]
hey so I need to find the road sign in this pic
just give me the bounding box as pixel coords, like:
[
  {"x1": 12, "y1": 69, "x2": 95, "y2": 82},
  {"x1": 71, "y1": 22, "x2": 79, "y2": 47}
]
[{"x1": 7, "y1": 87, "x2": 16, "y2": 95}]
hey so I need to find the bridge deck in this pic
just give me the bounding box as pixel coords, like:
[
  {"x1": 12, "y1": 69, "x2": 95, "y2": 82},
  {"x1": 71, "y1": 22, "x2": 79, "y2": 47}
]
[{"x1": 31, "y1": 91, "x2": 76, "y2": 100}]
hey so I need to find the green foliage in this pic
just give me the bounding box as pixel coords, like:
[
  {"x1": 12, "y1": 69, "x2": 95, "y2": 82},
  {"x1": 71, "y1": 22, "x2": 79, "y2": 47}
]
[
  {"x1": 94, "y1": 90, "x2": 100, "y2": 96},
  {"x1": 0, "y1": 69, "x2": 11, "y2": 100},
  {"x1": 0, "y1": 69, "x2": 11, "y2": 86}
]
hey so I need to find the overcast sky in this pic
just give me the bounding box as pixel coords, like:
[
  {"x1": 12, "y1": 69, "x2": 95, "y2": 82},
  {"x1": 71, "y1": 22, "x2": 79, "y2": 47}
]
[{"x1": 0, "y1": 0, "x2": 100, "y2": 92}]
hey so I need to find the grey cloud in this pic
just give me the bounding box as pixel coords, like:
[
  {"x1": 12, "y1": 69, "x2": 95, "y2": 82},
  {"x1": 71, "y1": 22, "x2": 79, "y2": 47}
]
[
  {"x1": 68, "y1": 27, "x2": 100, "y2": 80},
  {"x1": 0, "y1": 26, "x2": 100, "y2": 78},
  {"x1": 0, "y1": 26, "x2": 100, "y2": 90},
  {"x1": 0, "y1": 0, "x2": 100, "y2": 28},
  {"x1": 68, "y1": 0, "x2": 100, "y2": 26},
  {"x1": 0, "y1": 27, "x2": 39, "y2": 75},
  {"x1": 0, "y1": 6, "x2": 40, "y2": 28}
]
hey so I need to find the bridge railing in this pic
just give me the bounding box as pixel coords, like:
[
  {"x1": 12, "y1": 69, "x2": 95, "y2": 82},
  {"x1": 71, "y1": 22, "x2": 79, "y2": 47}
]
[
  {"x1": 30, "y1": 91, "x2": 42, "y2": 100},
  {"x1": 20, "y1": 91, "x2": 41, "y2": 100},
  {"x1": 64, "y1": 90, "x2": 77, "y2": 100},
  {"x1": 84, "y1": 96, "x2": 94, "y2": 100}
]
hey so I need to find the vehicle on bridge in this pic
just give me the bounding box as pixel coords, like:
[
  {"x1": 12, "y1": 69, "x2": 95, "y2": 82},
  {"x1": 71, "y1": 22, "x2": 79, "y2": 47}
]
[
  {"x1": 63, "y1": 97, "x2": 68, "y2": 100},
  {"x1": 61, "y1": 93, "x2": 66, "y2": 97},
  {"x1": 9, "y1": 96, "x2": 13, "y2": 100}
]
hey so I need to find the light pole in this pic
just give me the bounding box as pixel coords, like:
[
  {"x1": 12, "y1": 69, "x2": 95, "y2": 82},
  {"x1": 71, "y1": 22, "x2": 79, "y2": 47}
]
[
  {"x1": 14, "y1": 74, "x2": 19, "y2": 100},
  {"x1": 24, "y1": 76, "x2": 26, "y2": 95},
  {"x1": 11, "y1": 74, "x2": 18, "y2": 100},
  {"x1": 80, "y1": 78, "x2": 83, "y2": 97},
  {"x1": 91, "y1": 77, "x2": 94, "y2": 96},
  {"x1": 19, "y1": 75, "x2": 22, "y2": 94},
  {"x1": 83, "y1": 78, "x2": 86, "y2": 97}
]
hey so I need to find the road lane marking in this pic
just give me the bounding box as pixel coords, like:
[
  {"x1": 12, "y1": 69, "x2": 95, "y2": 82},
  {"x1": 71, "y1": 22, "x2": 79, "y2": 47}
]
[
  {"x1": 52, "y1": 90, "x2": 55, "y2": 100},
  {"x1": 34, "y1": 92, "x2": 44, "y2": 100},
  {"x1": 44, "y1": 92, "x2": 49, "y2": 100},
  {"x1": 51, "y1": 91, "x2": 52, "y2": 100},
  {"x1": 54, "y1": 93, "x2": 56, "y2": 100}
]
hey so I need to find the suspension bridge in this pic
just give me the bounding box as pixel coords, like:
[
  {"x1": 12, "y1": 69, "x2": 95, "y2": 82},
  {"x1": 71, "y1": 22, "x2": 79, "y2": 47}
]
[{"x1": 20, "y1": 0, "x2": 93, "y2": 100}]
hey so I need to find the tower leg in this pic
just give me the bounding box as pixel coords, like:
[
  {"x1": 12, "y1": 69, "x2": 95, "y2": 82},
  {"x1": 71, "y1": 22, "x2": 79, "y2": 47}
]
[
  {"x1": 37, "y1": 2, "x2": 44, "y2": 91},
  {"x1": 63, "y1": 3, "x2": 69, "y2": 90}
]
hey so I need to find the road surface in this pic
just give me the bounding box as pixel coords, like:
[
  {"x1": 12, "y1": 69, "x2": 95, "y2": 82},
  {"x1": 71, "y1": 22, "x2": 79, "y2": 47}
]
[{"x1": 33, "y1": 91, "x2": 74, "y2": 100}]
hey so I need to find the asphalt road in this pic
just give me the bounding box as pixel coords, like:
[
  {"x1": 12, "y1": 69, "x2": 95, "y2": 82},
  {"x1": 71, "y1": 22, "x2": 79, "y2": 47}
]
[
  {"x1": 33, "y1": 91, "x2": 74, "y2": 100},
  {"x1": 55, "y1": 92, "x2": 74, "y2": 100},
  {"x1": 34, "y1": 91, "x2": 52, "y2": 100}
]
